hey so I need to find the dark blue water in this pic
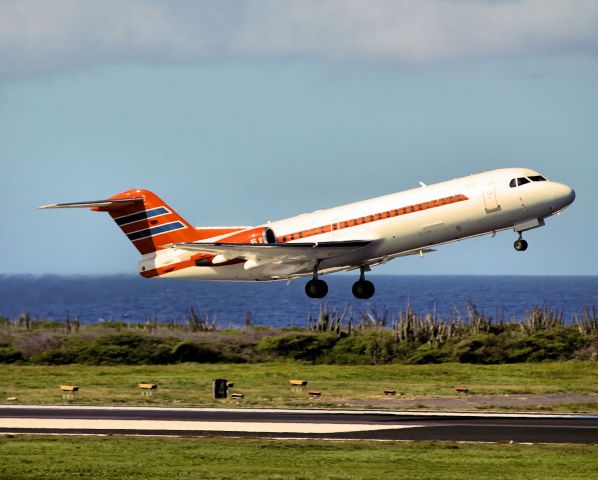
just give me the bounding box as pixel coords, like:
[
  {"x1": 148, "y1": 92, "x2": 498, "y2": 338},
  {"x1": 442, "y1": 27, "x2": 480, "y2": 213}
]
[{"x1": 1, "y1": 275, "x2": 596, "y2": 327}]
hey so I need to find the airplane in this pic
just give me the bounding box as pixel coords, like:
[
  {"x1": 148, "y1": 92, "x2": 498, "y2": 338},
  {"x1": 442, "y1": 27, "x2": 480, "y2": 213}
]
[{"x1": 39, "y1": 167, "x2": 575, "y2": 299}]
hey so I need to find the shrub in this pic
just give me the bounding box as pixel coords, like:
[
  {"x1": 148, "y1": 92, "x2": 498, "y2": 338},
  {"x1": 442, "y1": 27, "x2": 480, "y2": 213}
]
[
  {"x1": 31, "y1": 320, "x2": 64, "y2": 331},
  {"x1": 572, "y1": 335, "x2": 598, "y2": 361},
  {"x1": 452, "y1": 334, "x2": 510, "y2": 364},
  {"x1": 87, "y1": 321, "x2": 128, "y2": 331},
  {"x1": 407, "y1": 344, "x2": 451, "y2": 364},
  {"x1": 329, "y1": 331, "x2": 398, "y2": 364},
  {"x1": 31, "y1": 334, "x2": 175, "y2": 365},
  {"x1": 171, "y1": 341, "x2": 223, "y2": 363},
  {"x1": 12, "y1": 332, "x2": 62, "y2": 358},
  {"x1": 257, "y1": 333, "x2": 338, "y2": 363},
  {"x1": 0, "y1": 346, "x2": 23, "y2": 363},
  {"x1": 510, "y1": 328, "x2": 588, "y2": 362}
]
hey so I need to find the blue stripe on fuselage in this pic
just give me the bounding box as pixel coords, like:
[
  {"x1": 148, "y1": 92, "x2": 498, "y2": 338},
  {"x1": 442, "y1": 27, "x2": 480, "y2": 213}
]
[
  {"x1": 127, "y1": 221, "x2": 185, "y2": 241},
  {"x1": 115, "y1": 207, "x2": 169, "y2": 226}
]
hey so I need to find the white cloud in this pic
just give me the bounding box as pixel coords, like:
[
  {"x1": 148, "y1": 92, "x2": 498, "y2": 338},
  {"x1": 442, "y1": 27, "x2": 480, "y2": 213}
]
[{"x1": 0, "y1": 0, "x2": 597, "y2": 77}]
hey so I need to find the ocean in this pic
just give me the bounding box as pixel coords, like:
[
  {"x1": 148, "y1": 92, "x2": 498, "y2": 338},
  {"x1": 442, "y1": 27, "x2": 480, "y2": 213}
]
[{"x1": 0, "y1": 275, "x2": 596, "y2": 327}]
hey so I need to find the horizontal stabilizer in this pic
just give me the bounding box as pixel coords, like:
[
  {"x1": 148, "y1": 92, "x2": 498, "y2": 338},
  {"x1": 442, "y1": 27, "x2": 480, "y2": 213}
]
[{"x1": 38, "y1": 198, "x2": 143, "y2": 210}]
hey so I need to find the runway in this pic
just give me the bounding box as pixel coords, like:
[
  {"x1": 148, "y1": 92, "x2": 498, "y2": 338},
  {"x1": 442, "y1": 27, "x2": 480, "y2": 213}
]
[{"x1": 0, "y1": 405, "x2": 596, "y2": 444}]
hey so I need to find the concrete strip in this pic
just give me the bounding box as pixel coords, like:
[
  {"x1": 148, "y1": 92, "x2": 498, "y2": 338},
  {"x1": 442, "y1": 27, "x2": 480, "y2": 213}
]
[
  {"x1": 0, "y1": 404, "x2": 594, "y2": 419},
  {"x1": 0, "y1": 418, "x2": 419, "y2": 434}
]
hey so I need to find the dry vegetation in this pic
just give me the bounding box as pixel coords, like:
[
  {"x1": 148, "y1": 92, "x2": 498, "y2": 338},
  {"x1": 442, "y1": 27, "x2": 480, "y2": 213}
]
[{"x1": 0, "y1": 302, "x2": 596, "y2": 365}]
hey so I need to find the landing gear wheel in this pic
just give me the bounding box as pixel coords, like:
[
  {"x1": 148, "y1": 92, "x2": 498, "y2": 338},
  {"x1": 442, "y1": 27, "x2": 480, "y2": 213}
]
[
  {"x1": 352, "y1": 280, "x2": 375, "y2": 299},
  {"x1": 305, "y1": 279, "x2": 328, "y2": 299},
  {"x1": 514, "y1": 239, "x2": 528, "y2": 251}
]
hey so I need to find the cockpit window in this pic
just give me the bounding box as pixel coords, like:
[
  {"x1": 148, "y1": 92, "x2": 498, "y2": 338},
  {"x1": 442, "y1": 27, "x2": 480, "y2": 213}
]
[
  {"x1": 509, "y1": 179, "x2": 516, "y2": 188},
  {"x1": 529, "y1": 175, "x2": 547, "y2": 182},
  {"x1": 517, "y1": 177, "x2": 530, "y2": 186}
]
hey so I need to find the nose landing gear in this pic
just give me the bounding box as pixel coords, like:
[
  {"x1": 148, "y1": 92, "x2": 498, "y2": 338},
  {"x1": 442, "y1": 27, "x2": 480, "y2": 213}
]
[
  {"x1": 352, "y1": 266, "x2": 375, "y2": 299},
  {"x1": 305, "y1": 264, "x2": 328, "y2": 298},
  {"x1": 514, "y1": 234, "x2": 528, "y2": 252}
]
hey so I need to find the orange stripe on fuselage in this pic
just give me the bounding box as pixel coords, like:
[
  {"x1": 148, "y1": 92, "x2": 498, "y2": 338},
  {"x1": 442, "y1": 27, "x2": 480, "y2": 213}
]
[{"x1": 276, "y1": 194, "x2": 469, "y2": 243}]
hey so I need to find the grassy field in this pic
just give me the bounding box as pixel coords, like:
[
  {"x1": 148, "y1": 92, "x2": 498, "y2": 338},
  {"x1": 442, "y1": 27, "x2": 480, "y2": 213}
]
[
  {"x1": 0, "y1": 361, "x2": 596, "y2": 409},
  {"x1": 0, "y1": 435, "x2": 596, "y2": 480}
]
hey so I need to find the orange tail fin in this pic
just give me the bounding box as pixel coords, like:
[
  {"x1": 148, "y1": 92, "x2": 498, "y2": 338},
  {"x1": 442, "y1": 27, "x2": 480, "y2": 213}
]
[{"x1": 96, "y1": 189, "x2": 198, "y2": 255}]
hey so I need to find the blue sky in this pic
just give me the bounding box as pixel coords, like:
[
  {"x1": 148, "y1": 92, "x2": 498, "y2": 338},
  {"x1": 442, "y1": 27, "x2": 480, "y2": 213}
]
[{"x1": 1, "y1": 0, "x2": 597, "y2": 276}]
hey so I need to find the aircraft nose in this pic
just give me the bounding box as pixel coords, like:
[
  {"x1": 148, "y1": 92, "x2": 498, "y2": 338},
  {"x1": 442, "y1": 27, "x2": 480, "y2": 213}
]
[{"x1": 552, "y1": 183, "x2": 576, "y2": 211}]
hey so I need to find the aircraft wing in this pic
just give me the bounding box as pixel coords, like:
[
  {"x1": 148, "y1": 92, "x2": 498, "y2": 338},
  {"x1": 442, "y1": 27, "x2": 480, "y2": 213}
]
[{"x1": 171, "y1": 240, "x2": 371, "y2": 264}]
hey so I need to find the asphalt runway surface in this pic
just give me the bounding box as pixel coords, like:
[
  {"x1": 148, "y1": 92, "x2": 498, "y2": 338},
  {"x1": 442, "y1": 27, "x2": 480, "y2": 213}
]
[{"x1": 0, "y1": 405, "x2": 596, "y2": 444}]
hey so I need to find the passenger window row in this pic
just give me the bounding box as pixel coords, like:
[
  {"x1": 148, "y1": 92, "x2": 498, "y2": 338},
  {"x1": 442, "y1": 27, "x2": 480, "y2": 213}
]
[{"x1": 509, "y1": 175, "x2": 547, "y2": 188}]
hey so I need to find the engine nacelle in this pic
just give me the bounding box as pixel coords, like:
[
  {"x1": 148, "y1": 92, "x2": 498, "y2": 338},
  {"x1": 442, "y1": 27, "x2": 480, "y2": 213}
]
[{"x1": 218, "y1": 226, "x2": 277, "y2": 244}]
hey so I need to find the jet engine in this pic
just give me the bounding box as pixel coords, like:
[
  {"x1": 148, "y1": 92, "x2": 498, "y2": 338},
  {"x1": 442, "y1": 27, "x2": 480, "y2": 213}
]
[
  {"x1": 209, "y1": 226, "x2": 277, "y2": 266},
  {"x1": 218, "y1": 226, "x2": 277, "y2": 244}
]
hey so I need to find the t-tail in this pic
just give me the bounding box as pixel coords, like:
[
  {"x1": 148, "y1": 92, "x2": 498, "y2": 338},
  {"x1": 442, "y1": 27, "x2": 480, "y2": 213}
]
[{"x1": 39, "y1": 189, "x2": 199, "y2": 255}]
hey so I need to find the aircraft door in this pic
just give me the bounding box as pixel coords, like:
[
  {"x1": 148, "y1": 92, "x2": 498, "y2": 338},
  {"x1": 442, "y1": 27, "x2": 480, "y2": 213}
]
[{"x1": 483, "y1": 183, "x2": 500, "y2": 213}]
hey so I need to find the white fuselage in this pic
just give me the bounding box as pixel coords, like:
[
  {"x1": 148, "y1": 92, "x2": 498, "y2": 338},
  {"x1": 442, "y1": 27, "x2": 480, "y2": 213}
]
[{"x1": 145, "y1": 167, "x2": 575, "y2": 281}]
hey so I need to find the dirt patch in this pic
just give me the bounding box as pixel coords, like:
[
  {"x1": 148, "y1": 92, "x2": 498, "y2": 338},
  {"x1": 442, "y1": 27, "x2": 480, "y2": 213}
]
[{"x1": 335, "y1": 393, "x2": 598, "y2": 411}]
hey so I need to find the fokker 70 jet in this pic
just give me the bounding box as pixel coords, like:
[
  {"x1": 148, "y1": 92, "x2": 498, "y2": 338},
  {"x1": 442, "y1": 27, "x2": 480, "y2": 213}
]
[{"x1": 40, "y1": 168, "x2": 575, "y2": 299}]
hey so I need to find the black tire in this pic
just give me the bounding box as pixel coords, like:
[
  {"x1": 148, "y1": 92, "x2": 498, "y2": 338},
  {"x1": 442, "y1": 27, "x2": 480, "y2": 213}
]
[
  {"x1": 305, "y1": 280, "x2": 318, "y2": 298},
  {"x1": 352, "y1": 280, "x2": 375, "y2": 299},
  {"x1": 362, "y1": 280, "x2": 375, "y2": 299},
  {"x1": 514, "y1": 239, "x2": 528, "y2": 251},
  {"x1": 305, "y1": 279, "x2": 328, "y2": 298},
  {"x1": 352, "y1": 280, "x2": 363, "y2": 298},
  {"x1": 315, "y1": 280, "x2": 328, "y2": 298}
]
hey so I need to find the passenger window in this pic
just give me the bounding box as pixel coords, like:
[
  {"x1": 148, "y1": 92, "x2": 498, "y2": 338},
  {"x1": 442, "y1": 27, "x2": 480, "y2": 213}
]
[
  {"x1": 529, "y1": 175, "x2": 547, "y2": 182},
  {"x1": 517, "y1": 177, "x2": 530, "y2": 186},
  {"x1": 509, "y1": 179, "x2": 516, "y2": 188}
]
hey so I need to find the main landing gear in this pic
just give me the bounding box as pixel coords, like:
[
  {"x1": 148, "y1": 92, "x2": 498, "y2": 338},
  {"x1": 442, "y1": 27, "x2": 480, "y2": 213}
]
[
  {"x1": 352, "y1": 266, "x2": 375, "y2": 300},
  {"x1": 305, "y1": 265, "x2": 328, "y2": 299},
  {"x1": 514, "y1": 233, "x2": 528, "y2": 252},
  {"x1": 304, "y1": 265, "x2": 376, "y2": 299}
]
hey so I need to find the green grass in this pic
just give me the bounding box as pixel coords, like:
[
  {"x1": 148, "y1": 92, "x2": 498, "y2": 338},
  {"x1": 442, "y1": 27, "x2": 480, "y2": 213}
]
[
  {"x1": 0, "y1": 435, "x2": 596, "y2": 480},
  {"x1": 0, "y1": 361, "x2": 596, "y2": 409}
]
